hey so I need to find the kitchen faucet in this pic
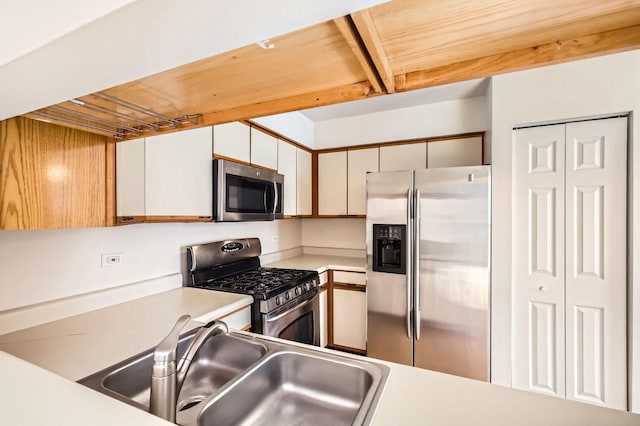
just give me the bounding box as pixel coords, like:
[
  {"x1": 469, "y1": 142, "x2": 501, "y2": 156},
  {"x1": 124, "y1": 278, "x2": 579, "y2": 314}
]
[{"x1": 149, "y1": 315, "x2": 229, "y2": 422}]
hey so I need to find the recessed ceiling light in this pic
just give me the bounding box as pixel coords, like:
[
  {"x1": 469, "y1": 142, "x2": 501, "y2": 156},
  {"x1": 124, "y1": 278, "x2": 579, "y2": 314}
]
[{"x1": 256, "y1": 39, "x2": 275, "y2": 49}]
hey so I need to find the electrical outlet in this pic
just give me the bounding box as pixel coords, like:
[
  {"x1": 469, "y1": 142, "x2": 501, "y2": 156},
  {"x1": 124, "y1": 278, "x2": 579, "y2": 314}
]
[
  {"x1": 271, "y1": 235, "x2": 279, "y2": 242},
  {"x1": 101, "y1": 253, "x2": 123, "y2": 267}
]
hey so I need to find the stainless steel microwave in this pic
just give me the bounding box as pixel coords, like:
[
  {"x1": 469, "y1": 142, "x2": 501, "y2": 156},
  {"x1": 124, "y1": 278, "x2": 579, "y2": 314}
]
[{"x1": 213, "y1": 159, "x2": 284, "y2": 222}]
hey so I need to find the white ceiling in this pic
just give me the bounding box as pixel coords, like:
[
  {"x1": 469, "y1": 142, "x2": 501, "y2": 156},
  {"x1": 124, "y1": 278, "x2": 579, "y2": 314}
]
[
  {"x1": 0, "y1": 0, "x2": 137, "y2": 67},
  {"x1": 0, "y1": 0, "x2": 387, "y2": 121},
  {"x1": 299, "y1": 78, "x2": 490, "y2": 122}
]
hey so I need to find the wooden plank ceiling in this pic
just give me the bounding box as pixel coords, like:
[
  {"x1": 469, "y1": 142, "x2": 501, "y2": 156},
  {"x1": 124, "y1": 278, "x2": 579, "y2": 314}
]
[{"x1": 26, "y1": 0, "x2": 640, "y2": 139}]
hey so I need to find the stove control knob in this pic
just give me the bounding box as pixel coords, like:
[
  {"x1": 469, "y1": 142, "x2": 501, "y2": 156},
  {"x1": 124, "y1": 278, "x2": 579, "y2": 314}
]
[
  {"x1": 275, "y1": 296, "x2": 282, "y2": 306},
  {"x1": 295, "y1": 286, "x2": 302, "y2": 296},
  {"x1": 304, "y1": 282, "x2": 311, "y2": 291},
  {"x1": 285, "y1": 292, "x2": 292, "y2": 301}
]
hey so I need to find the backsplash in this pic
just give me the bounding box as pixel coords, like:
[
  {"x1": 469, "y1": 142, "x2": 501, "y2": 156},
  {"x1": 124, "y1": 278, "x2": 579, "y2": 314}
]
[{"x1": 0, "y1": 219, "x2": 302, "y2": 312}]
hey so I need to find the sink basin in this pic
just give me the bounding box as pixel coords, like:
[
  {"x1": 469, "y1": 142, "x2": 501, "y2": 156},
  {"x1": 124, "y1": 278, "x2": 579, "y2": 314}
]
[
  {"x1": 80, "y1": 330, "x2": 388, "y2": 426},
  {"x1": 193, "y1": 350, "x2": 386, "y2": 426},
  {"x1": 80, "y1": 333, "x2": 267, "y2": 411}
]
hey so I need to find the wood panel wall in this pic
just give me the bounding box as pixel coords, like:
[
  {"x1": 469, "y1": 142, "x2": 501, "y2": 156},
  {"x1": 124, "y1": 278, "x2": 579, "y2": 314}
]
[{"x1": 0, "y1": 117, "x2": 108, "y2": 229}]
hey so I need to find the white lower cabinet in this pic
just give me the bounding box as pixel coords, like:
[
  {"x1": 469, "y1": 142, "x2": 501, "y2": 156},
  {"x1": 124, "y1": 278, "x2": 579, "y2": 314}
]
[
  {"x1": 319, "y1": 287, "x2": 328, "y2": 348},
  {"x1": 331, "y1": 287, "x2": 366, "y2": 351},
  {"x1": 512, "y1": 117, "x2": 628, "y2": 410}
]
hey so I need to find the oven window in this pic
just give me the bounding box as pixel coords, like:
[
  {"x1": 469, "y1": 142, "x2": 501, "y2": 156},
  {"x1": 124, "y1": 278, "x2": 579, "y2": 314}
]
[
  {"x1": 278, "y1": 310, "x2": 315, "y2": 345},
  {"x1": 226, "y1": 174, "x2": 269, "y2": 213}
]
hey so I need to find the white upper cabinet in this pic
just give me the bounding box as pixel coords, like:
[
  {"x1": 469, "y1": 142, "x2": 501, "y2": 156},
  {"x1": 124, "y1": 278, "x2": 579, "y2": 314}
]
[
  {"x1": 318, "y1": 151, "x2": 347, "y2": 215},
  {"x1": 277, "y1": 139, "x2": 297, "y2": 216},
  {"x1": 213, "y1": 122, "x2": 250, "y2": 163},
  {"x1": 427, "y1": 136, "x2": 483, "y2": 168},
  {"x1": 296, "y1": 148, "x2": 312, "y2": 216},
  {"x1": 379, "y1": 142, "x2": 427, "y2": 171},
  {"x1": 116, "y1": 138, "x2": 145, "y2": 217},
  {"x1": 251, "y1": 127, "x2": 278, "y2": 170},
  {"x1": 347, "y1": 147, "x2": 379, "y2": 215},
  {"x1": 144, "y1": 126, "x2": 213, "y2": 216}
]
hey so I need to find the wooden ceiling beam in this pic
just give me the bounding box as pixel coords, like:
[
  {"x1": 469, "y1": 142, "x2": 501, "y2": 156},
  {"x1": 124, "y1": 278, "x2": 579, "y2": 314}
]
[
  {"x1": 333, "y1": 17, "x2": 384, "y2": 93},
  {"x1": 104, "y1": 81, "x2": 379, "y2": 140},
  {"x1": 350, "y1": 9, "x2": 395, "y2": 94},
  {"x1": 395, "y1": 24, "x2": 640, "y2": 92}
]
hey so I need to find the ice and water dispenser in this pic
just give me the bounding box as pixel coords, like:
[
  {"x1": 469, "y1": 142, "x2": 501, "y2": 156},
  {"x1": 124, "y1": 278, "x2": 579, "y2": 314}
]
[{"x1": 372, "y1": 224, "x2": 406, "y2": 274}]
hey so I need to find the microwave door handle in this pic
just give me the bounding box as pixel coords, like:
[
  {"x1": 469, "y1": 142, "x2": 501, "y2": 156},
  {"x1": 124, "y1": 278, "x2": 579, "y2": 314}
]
[
  {"x1": 272, "y1": 181, "x2": 278, "y2": 214},
  {"x1": 263, "y1": 183, "x2": 269, "y2": 213}
]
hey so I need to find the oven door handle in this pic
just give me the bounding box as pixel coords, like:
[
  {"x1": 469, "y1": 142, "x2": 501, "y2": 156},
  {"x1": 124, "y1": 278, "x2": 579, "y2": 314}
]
[{"x1": 265, "y1": 296, "x2": 316, "y2": 323}]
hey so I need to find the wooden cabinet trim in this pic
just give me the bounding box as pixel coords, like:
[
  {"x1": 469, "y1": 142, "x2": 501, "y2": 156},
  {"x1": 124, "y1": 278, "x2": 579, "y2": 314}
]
[
  {"x1": 116, "y1": 215, "x2": 212, "y2": 225},
  {"x1": 244, "y1": 120, "x2": 313, "y2": 153},
  {"x1": 327, "y1": 270, "x2": 367, "y2": 353},
  {"x1": 333, "y1": 283, "x2": 366, "y2": 292},
  {"x1": 105, "y1": 139, "x2": 116, "y2": 227}
]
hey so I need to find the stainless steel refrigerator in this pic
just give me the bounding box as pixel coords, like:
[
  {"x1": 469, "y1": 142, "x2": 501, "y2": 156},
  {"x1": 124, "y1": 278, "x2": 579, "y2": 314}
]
[{"x1": 366, "y1": 165, "x2": 490, "y2": 381}]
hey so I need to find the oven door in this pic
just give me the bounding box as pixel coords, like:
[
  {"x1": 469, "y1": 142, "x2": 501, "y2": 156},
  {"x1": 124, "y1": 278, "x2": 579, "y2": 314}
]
[{"x1": 262, "y1": 293, "x2": 320, "y2": 346}]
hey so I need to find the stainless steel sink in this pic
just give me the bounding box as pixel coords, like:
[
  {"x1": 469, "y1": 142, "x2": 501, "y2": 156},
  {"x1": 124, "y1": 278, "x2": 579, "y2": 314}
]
[
  {"x1": 80, "y1": 332, "x2": 268, "y2": 411},
  {"x1": 192, "y1": 350, "x2": 386, "y2": 426},
  {"x1": 80, "y1": 330, "x2": 389, "y2": 426}
]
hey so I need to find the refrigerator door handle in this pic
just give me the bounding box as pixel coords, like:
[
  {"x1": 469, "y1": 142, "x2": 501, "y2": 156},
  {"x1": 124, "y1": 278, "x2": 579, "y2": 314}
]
[
  {"x1": 406, "y1": 189, "x2": 412, "y2": 339},
  {"x1": 414, "y1": 189, "x2": 421, "y2": 340}
]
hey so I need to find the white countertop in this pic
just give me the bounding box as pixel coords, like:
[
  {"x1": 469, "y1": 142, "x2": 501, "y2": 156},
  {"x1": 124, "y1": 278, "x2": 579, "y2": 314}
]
[
  {"x1": 1, "y1": 286, "x2": 639, "y2": 425},
  {"x1": 0, "y1": 288, "x2": 252, "y2": 381},
  {"x1": 265, "y1": 254, "x2": 366, "y2": 273}
]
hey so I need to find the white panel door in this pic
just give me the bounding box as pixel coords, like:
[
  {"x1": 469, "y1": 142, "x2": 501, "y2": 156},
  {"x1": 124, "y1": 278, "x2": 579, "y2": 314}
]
[
  {"x1": 347, "y1": 147, "x2": 379, "y2": 215},
  {"x1": 296, "y1": 148, "x2": 312, "y2": 216},
  {"x1": 213, "y1": 122, "x2": 250, "y2": 163},
  {"x1": 250, "y1": 127, "x2": 278, "y2": 170},
  {"x1": 115, "y1": 138, "x2": 145, "y2": 216},
  {"x1": 513, "y1": 124, "x2": 566, "y2": 398},
  {"x1": 318, "y1": 151, "x2": 347, "y2": 215},
  {"x1": 277, "y1": 139, "x2": 297, "y2": 216},
  {"x1": 145, "y1": 126, "x2": 213, "y2": 216},
  {"x1": 332, "y1": 288, "x2": 366, "y2": 350},
  {"x1": 564, "y1": 117, "x2": 627, "y2": 409},
  {"x1": 427, "y1": 136, "x2": 483, "y2": 168},
  {"x1": 379, "y1": 142, "x2": 426, "y2": 171}
]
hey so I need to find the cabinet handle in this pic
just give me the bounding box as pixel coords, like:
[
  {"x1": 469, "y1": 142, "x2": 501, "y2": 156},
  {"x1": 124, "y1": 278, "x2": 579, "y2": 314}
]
[{"x1": 538, "y1": 285, "x2": 549, "y2": 293}]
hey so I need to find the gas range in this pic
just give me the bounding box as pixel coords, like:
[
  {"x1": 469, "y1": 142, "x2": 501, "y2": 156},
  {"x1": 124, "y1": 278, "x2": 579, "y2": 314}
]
[
  {"x1": 185, "y1": 238, "x2": 320, "y2": 345},
  {"x1": 192, "y1": 266, "x2": 316, "y2": 300}
]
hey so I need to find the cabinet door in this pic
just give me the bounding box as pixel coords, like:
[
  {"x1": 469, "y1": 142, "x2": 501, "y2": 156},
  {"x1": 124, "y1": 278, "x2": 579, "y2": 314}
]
[
  {"x1": 319, "y1": 287, "x2": 328, "y2": 348},
  {"x1": 564, "y1": 118, "x2": 627, "y2": 410},
  {"x1": 278, "y1": 140, "x2": 297, "y2": 216},
  {"x1": 318, "y1": 151, "x2": 347, "y2": 215},
  {"x1": 296, "y1": 148, "x2": 312, "y2": 215},
  {"x1": 513, "y1": 124, "x2": 566, "y2": 399},
  {"x1": 116, "y1": 138, "x2": 145, "y2": 217},
  {"x1": 379, "y1": 143, "x2": 426, "y2": 171},
  {"x1": 251, "y1": 127, "x2": 278, "y2": 170},
  {"x1": 145, "y1": 126, "x2": 213, "y2": 216},
  {"x1": 332, "y1": 287, "x2": 366, "y2": 350},
  {"x1": 213, "y1": 122, "x2": 250, "y2": 163},
  {"x1": 427, "y1": 136, "x2": 482, "y2": 168},
  {"x1": 347, "y1": 148, "x2": 379, "y2": 215}
]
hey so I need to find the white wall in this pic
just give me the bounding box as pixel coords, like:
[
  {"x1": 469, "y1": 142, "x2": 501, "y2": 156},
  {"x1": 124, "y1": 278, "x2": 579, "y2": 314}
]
[
  {"x1": 0, "y1": 0, "x2": 386, "y2": 121},
  {"x1": 0, "y1": 220, "x2": 301, "y2": 312},
  {"x1": 314, "y1": 96, "x2": 486, "y2": 149},
  {"x1": 489, "y1": 50, "x2": 640, "y2": 413},
  {"x1": 301, "y1": 219, "x2": 366, "y2": 250},
  {"x1": 252, "y1": 112, "x2": 315, "y2": 149}
]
